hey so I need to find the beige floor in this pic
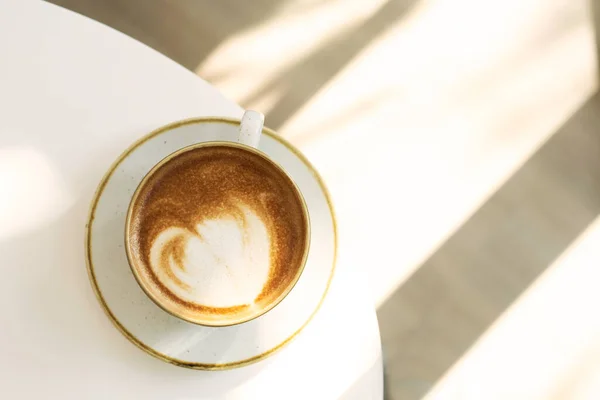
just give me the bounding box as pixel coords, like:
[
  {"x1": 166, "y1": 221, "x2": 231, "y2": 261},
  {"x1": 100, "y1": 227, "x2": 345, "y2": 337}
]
[{"x1": 47, "y1": 0, "x2": 600, "y2": 399}]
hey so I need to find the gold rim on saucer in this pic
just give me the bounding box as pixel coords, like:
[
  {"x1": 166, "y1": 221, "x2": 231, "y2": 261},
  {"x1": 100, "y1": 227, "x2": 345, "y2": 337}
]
[{"x1": 85, "y1": 117, "x2": 337, "y2": 370}]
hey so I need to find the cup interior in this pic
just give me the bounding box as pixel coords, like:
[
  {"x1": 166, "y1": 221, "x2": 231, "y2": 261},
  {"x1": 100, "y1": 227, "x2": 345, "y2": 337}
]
[{"x1": 125, "y1": 141, "x2": 310, "y2": 326}]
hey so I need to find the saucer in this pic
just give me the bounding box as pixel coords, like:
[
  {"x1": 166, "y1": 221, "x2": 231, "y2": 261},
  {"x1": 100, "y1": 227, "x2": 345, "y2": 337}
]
[{"x1": 85, "y1": 118, "x2": 336, "y2": 370}]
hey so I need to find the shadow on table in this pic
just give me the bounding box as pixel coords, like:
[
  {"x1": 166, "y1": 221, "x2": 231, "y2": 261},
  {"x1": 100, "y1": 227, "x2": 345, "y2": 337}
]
[
  {"x1": 378, "y1": 2, "x2": 600, "y2": 398},
  {"x1": 377, "y1": 92, "x2": 600, "y2": 399},
  {"x1": 45, "y1": 0, "x2": 418, "y2": 131},
  {"x1": 240, "y1": 0, "x2": 416, "y2": 130}
]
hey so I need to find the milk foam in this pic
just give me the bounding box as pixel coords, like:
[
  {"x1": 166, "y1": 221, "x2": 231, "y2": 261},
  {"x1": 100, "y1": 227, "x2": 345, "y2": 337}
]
[{"x1": 148, "y1": 203, "x2": 271, "y2": 308}]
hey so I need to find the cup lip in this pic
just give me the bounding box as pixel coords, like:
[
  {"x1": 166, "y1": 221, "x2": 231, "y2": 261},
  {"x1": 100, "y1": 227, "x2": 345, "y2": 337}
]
[{"x1": 124, "y1": 140, "x2": 311, "y2": 327}]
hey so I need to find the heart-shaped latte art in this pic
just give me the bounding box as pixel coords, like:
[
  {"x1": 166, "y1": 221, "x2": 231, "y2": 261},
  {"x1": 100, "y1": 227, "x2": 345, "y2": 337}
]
[
  {"x1": 128, "y1": 145, "x2": 309, "y2": 318},
  {"x1": 148, "y1": 203, "x2": 270, "y2": 308}
]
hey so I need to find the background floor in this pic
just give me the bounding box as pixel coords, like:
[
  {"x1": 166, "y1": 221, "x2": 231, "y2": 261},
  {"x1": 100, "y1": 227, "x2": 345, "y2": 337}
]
[{"x1": 46, "y1": 0, "x2": 600, "y2": 398}]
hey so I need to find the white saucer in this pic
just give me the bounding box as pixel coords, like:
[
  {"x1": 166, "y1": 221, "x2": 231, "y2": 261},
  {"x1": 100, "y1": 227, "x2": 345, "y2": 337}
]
[{"x1": 85, "y1": 118, "x2": 337, "y2": 370}]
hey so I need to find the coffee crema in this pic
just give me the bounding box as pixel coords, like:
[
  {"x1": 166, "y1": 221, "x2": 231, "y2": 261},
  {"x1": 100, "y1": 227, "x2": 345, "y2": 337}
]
[{"x1": 127, "y1": 144, "x2": 308, "y2": 323}]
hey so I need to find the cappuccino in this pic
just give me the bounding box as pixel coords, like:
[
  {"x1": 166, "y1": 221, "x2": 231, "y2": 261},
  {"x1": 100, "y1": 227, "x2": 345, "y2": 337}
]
[{"x1": 126, "y1": 143, "x2": 309, "y2": 325}]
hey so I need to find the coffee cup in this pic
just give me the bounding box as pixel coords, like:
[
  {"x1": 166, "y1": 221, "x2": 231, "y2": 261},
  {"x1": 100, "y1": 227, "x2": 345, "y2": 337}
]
[{"x1": 125, "y1": 111, "x2": 310, "y2": 326}]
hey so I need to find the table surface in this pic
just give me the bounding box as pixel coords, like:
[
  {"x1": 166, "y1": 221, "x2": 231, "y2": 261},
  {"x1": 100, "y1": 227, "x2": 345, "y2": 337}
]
[{"x1": 0, "y1": 1, "x2": 382, "y2": 399}]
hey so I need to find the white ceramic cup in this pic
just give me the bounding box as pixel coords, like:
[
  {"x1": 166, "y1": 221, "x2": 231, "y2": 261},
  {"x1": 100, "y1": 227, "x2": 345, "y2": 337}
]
[{"x1": 124, "y1": 111, "x2": 310, "y2": 327}]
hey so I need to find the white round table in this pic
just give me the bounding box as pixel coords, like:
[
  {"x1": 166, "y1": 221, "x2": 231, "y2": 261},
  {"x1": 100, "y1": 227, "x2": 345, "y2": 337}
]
[{"x1": 0, "y1": 1, "x2": 382, "y2": 399}]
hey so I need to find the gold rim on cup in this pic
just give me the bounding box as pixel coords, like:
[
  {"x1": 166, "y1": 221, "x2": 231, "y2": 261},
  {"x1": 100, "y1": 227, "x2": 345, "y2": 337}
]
[{"x1": 124, "y1": 140, "x2": 311, "y2": 327}]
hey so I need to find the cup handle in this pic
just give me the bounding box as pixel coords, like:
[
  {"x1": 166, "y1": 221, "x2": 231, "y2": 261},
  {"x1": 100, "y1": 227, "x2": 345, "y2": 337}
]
[{"x1": 238, "y1": 110, "x2": 264, "y2": 148}]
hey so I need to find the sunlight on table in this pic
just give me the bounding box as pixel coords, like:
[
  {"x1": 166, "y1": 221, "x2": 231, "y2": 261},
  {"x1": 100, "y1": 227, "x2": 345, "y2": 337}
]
[
  {"x1": 425, "y1": 216, "x2": 600, "y2": 400},
  {"x1": 0, "y1": 146, "x2": 73, "y2": 241}
]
